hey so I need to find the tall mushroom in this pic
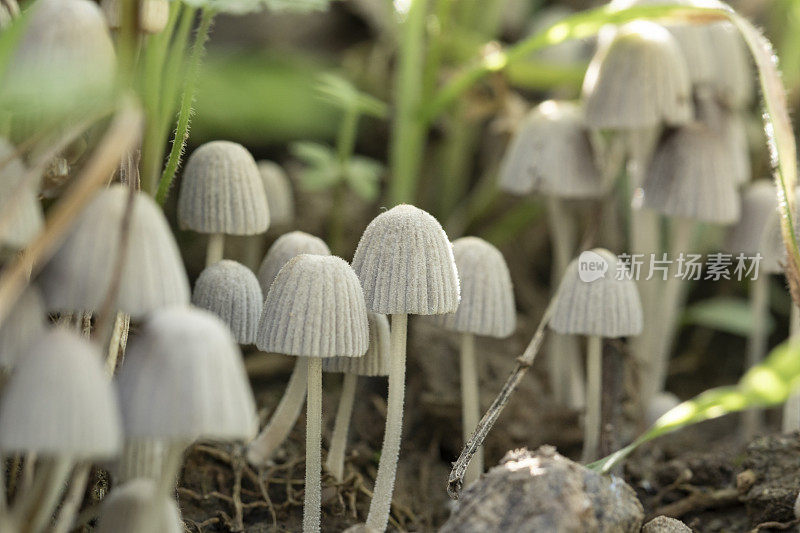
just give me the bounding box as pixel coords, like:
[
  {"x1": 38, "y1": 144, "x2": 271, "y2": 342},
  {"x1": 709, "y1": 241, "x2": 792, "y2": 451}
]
[
  {"x1": 351, "y1": 204, "x2": 460, "y2": 532},
  {"x1": 257, "y1": 254, "x2": 369, "y2": 532},
  {"x1": 95, "y1": 478, "x2": 182, "y2": 533}
]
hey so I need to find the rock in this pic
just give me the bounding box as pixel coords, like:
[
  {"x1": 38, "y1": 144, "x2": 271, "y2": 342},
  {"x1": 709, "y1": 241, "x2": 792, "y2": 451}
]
[
  {"x1": 342, "y1": 525, "x2": 380, "y2": 533},
  {"x1": 740, "y1": 433, "x2": 800, "y2": 524},
  {"x1": 440, "y1": 446, "x2": 644, "y2": 532},
  {"x1": 642, "y1": 516, "x2": 692, "y2": 532}
]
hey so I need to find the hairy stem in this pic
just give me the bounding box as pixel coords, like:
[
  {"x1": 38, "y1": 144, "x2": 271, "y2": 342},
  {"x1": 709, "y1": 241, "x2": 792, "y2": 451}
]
[
  {"x1": 325, "y1": 372, "x2": 358, "y2": 482},
  {"x1": 460, "y1": 333, "x2": 482, "y2": 485},
  {"x1": 304, "y1": 357, "x2": 323, "y2": 533},
  {"x1": 583, "y1": 335, "x2": 602, "y2": 463}
]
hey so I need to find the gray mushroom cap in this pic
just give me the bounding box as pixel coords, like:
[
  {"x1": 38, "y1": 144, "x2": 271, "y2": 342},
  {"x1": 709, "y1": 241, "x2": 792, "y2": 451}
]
[
  {"x1": 0, "y1": 328, "x2": 123, "y2": 458},
  {"x1": 433, "y1": 237, "x2": 516, "y2": 338},
  {"x1": 0, "y1": 286, "x2": 46, "y2": 372},
  {"x1": 192, "y1": 260, "x2": 263, "y2": 344},
  {"x1": 550, "y1": 249, "x2": 643, "y2": 338},
  {"x1": 0, "y1": 139, "x2": 43, "y2": 250},
  {"x1": 351, "y1": 204, "x2": 460, "y2": 315},
  {"x1": 95, "y1": 479, "x2": 182, "y2": 533},
  {"x1": 257, "y1": 254, "x2": 369, "y2": 358},
  {"x1": 177, "y1": 140, "x2": 270, "y2": 235},
  {"x1": 258, "y1": 161, "x2": 294, "y2": 226},
  {"x1": 39, "y1": 184, "x2": 190, "y2": 317},
  {"x1": 117, "y1": 306, "x2": 258, "y2": 441},
  {"x1": 257, "y1": 231, "x2": 330, "y2": 294},
  {"x1": 498, "y1": 101, "x2": 604, "y2": 198},
  {"x1": 323, "y1": 312, "x2": 390, "y2": 376}
]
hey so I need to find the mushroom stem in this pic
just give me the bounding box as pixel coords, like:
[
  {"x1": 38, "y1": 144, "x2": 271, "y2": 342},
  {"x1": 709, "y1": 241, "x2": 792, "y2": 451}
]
[
  {"x1": 743, "y1": 273, "x2": 769, "y2": 439},
  {"x1": 782, "y1": 304, "x2": 800, "y2": 432},
  {"x1": 51, "y1": 463, "x2": 91, "y2": 533},
  {"x1": 18, "y1": 457, "x2": 72, "y2": 533},
  {"x1": 460, "y1": 333, "x2": 482, "y2": 485},
  {"x1": 304, "y1": 356, "x2": 323, "y2": 533},
  {"x1": 206, "y1": 232, "x2": 225, "y2": 266},
  {"x1": 247, "y1": 358, "x2": 309, "y2": 466},
  {"x1": 156, "y1": 441, "x2": 186, "y2": 498},
  {"x1": 366, "y1": 313, "x2": 407, "y2": 532},
  {"x1": 105, "y1": 311, "x2": 130, "y2": 377},
  {"x1": 325, "y1": 372, "x2": 358, "y2": 482},
  {"x1": 583, "y1": 335, "x2": 602, "y2": 463}
]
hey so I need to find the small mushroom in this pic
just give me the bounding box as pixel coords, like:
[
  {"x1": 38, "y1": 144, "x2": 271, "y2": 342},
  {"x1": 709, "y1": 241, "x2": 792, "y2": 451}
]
[
  {"x1": 0, "y1": 139, "x2": 43, "y2": 253},
  {"x1": 258, "y1": 161, "x2": 294, "y2": 226},
  {"x1": 257, "y1": 254, "x2": 369, "y2": 532},
  {"x1": 95, "y1": 478, "x2": 182, "y2": 533},
  {"x1": 256, "y1": 231, "x2": 331, "y2": 294}
]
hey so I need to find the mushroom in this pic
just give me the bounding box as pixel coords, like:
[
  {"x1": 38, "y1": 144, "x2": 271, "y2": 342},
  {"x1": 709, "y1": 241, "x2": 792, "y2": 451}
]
[
  {"x1": 95, "y1": 479, "x2": 182, "y2": 533},
  {"x1": 0, "y1": 139, "x2": 43, "y2": 254},
  {"x1": 256, "y1": 231, "x2": 331, "y2": 295},
  {"x1": 351, "y1": 204, "x2": 460, "y2": 531},
  {"x1": 0, "y1": 286, "x2": 46, "y2": 377},
  {"x1": 258, "y1": 161, "x2": 294, "y2": 226},
  {"x1": 433, "y1": 237, "x2": 515, "y2": 485},
  {"x1": 177, "y1": 140, "x2": 270, "y2": 266},
  {"x1": 257, "y1": 254, "x2": 369, "y2": 532},
  {"x1": 323, "y1": 312, "x2": 390, "y2": 482},
  {"x1": 549, "y1": 249, "x2": 643, "y2": 461}
]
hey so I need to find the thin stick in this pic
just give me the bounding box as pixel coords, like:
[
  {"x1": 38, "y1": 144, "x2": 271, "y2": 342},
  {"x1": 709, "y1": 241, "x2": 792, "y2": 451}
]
[
  {"x1": 583, "y1": 335, "x2": 602, "y2": 463},
  {"x1": 16, "y1": 458, "x2": 72, "y2": 533},
  {"x1": 206, "y1": 232, "x2": 224, "y2": 267},
  {"x1": 303, "y1": 357, "x2": 323, "y2": 533},
  {"x1": 460, "y1": 333, "x2": 482, "y2": 485},
  {"x1": 325, "y1": 372, "x2": 358, "y2": 482},
  {"x1": 782, "y1": 304, "x2": 800, "y2": 431},
  {"x1": 105, "y1": 312, "x2": 130, "y2": 377},
  {"x1": 744, "y1": 273, "x2": 769, "y2": 439}
]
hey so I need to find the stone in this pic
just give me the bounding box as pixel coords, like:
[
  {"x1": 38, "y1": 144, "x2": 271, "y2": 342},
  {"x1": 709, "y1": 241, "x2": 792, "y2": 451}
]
[{"x1": 642, "y1": 516, "x2": 692, "y2": 532}]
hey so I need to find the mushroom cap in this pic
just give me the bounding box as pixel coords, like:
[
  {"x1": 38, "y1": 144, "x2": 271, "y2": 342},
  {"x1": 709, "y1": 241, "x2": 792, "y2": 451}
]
[
  {"x1": 117, "y1": 306, "x2": 258, "y2": 441},
  {"x1": 258, "y1": 161, "x2": 294, "y2": 226},
  {"x1": 39, "y1": 184, "x2": 190, "y2": 317},
  {"x1": 95, "y1": 479, "x2": 182, "y2": 533},
  {"x1": 351, "y1": 204, "x2": 460, "y2": 315},
  {"x1": 550, "y1": 249, "x2": 643, "y2": 338},
  {"x1": 583, "y1": 21, "x2": 692, "y2": 130},
  {"x1": 0, "y1": 139, "x2": 43, "y2": 250},
  {"x1": 256, "y1": 255, "x2": 369, "y2": 358},
  {"x1": 177, "y1": 140, "x2": 270, "y2": 235},
  {"x1": 433, "y1": 237, "x2": 516, "y2": 338},
  {"x1": 643, "y1": 124, "x2": 739, "y2": 224},
  {"x1": 192, "y1": 260, "x2": 263, "y2": 344},
  {"x1": 257, "y1": 231, "x2": 330, "y2": 294},
  {"x1": 111, "y1": 439, "x2": 164, "y2": 485},
  {"x1": 498, "y1": 101, "x2": 605, "y2": 198},
  {"x1": 0, "y1": 286, "x2": 46, "y2": 372},
  {"x1": 0, "y1": 328, "x2": 122, "y2": 458},
  {"x1": 323, "y1": 312, "x2": 390, "y2": 376},
  {"x1": 696, "y1": 96, "x2": 751, "y2": 186}
]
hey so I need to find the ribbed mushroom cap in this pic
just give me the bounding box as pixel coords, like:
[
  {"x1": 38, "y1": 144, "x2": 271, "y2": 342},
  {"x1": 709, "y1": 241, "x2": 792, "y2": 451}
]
[
  {"x1": 258, "y1": 161, "x2": 294, "y2": 225},
  {"x1": 39, "y1": 185, "x2": 190, "y2": 317},
  {"x1": 323, "y1": 312, "x2": 390, "y2": 376},
  {"x1": 117, "y1": 306, "x2": 257, "y2": 441},
  {"x1": 95, "y1": 479, "x2": 182, "y2": 533},
  {"x1": 0, "y1": 328, "x2": 122, "y2": 457},
  {"x1": 256, "y1": 255, "x2": 369, "y2": 358},
  {"x1": 550, "y1": 249, "x2": 643, "y2": 338},
  {"x1": 583, "y1": 21, "x2": 692, "y2": 129},
  {"x1": 351, "y1": 205, "x2": 460, "y2": 315},
  {"x1": 498, "y1": 101, "x2": 604, "y2": 198},
  {"x1": 177, "y1": 141, "x2": 270, "y2": 235},
  {"x1": 0, "y1": 286, "x2": 46, "y2": 371},
  {"x1": 192, "y1": 260, "x2": 262, "y2": 344},
  {"x1": 433, "y1": 237, "x2": 516, "y2": 338},
  {"x1": 643, "y1": 124, "x2": 739, "y2": 224},
  {"x1": 256, "y1": 231, "x2": 330, "y2": 294},
  {"x1": 0, "y1": 139, "x2": 43, "y2": 250}
]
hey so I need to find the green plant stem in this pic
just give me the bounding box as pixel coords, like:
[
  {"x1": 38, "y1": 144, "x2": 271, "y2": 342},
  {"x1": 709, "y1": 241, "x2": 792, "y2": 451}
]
[
  {"x1": 422, "y1": 0, "x2": 454, "y2": 103},
  {"x1": 438, "y1": 105, "x2": 478, "y2": 218}
]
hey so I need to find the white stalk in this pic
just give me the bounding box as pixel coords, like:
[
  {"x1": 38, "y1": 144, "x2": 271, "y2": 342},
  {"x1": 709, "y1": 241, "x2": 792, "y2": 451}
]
[
  {"x1": 247, "y1": 358, "x2": 309, "y2": 466},
  {"x1": 51, "y1": 463, "x2": 91, "y2": 533},
  {"x1": 206, "y1": 232, "x2": 225, "y2": 267},
  {"x1": 460, "y1": 333, "x2": 482, "y2": 485},
  {"x1": 325, "y1": 372, "x2": 358, "y2": 482},
  {"x1": 744, "y1": 273, "x2": 769, "y2": 439},
  {"x1": 782, "y1": 304, "x2": 800, "y2": 432},
  {"x1": 17, "y1": 457, "x2": 72, "y2": 533},
  {"x1": 582, "y1": 335, "x2": 602, "y2": 463},
  {"x1": 366, "y1": 313, "x2": 407, "y2": 532},
  {"x1": 105, "y1": 312, "x2": 130, "y2": 377},
  {"x1": 304, "y1": 357, "x2": 323, "y2": 533},
  {"x1": 156, "y1": 441, "x2": 186, "y2": 498}
]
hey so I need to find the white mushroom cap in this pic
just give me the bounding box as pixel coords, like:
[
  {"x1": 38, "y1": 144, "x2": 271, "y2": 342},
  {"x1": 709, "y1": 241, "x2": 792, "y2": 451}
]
[
  {"x1": 256, "y1": 255, "x2": 369, "y2": 358},
  {"x1": 95, "y1": 479, "x2": 182, "y2": 533},
  {"x1": 0, "y1": 328, "x2": 122, "y2": 458},
  {"x1": 323, "y1": 312, "x2": 390, "y2": 376},
  {"x1": 0, "y1": 286, "x2": 46, "y2": 372},
  {"x1": 643, "y1": 124, "x2": 739, "y2": 224},
  {"x1": 498, "y1": 101, "x2": 605, "y2": 198},
  {"x1": 583, "y1": 21, "x2": 692, "y2": 130},
  {"x1": 256, "y1": 231, "x2": 330, "y2": 294},
  {"x1": 117, "y1": 306, "x2": 258, "y2": 442},
  {"x1": 550, "y1": 249, "x2": 643, "y2": 338},
  {"x1": 177, "y1": 140, "x2": 270, "y2": 235},
  {"x1": 434, "y1": 237, "x2": 516, "y2": 338},
  {"x1": 351, "y1": 204, "x2": 460, "y2": 315},
  {"x1": 258, "y1": 161, "x2": 294, "y2": 226},
  {"x1": 39, "y1": 185, "x2": 190, "y2": 317},
  {"x1": 111, "y1": 439, "x2": 164, "y2": 485},
  {"x1": 192, "y1": 260, "x2": 263, "y2": 344},
  {"x1": 0, "y1": 139, "x2": 43, "y2": 250}
]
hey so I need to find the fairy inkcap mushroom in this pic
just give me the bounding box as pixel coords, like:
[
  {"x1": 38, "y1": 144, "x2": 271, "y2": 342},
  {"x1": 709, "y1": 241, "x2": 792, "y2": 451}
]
[
  {"x1": 257, "y1": 231, "x2": 331, "y2": 294},
  {"x1": 256, "y1": 254, "x2": 369, "y2": 532},
  {"x1": 0, "y1": 139, "x2": 43, "y2": 251},
  {"x1": 0, "y1": 285, "x2": 46, "y2": 373},
  {"x1": 351, "y1": 204, "x2": 460, "y2": 532},
  {"x1": 177, "y1": 140, "x2": 270, "y2": 266},
  {"x1": 192, "y1": 259, "x2": 263, "y2": 344},
  {"x1": 95, "y1": 478, "x2": 182, "y2": 533},
  {"x1": 258, "y1": 161, "x2": 295, "y2": 226}
]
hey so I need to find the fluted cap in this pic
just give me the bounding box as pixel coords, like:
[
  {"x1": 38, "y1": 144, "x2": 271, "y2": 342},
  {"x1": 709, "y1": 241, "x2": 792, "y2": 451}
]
[
  {"x1": 0, "y1": 286, "x2": 46, "y2": 371},
  {"x1": 95, "y1": 479, "x2": 182, "y2": 533},
  {"x1": 643, "y1": 124, "x2": 739, "y2": 224},
  {"x1": 39, "y1": 185, "x2": 190, "y2": 317},
  {"x1": 351, "y1": 205, "x2": 460, "y2": 315},
  {"x1": 258, "y1": 161, "x2": 294, "y2": 225},
  {"x1": 257, "y1": 231, "x2": 330, "y2": 294},
  {"x1": 117, "y1": 306, "x2": 258, "y2": 441},
  {"x1": 498, "y1": 101, "x2": 604, "y2": 198},
  {"x1": 434, "y1": 237, "x2": 516, "y2": 337},
  {"x1": 178, "y1": 140, "x2": 270, "y2": 235},
  {"x1": 550, "y1": 249, "x2": 643, "y2": 338},
  {"x1": 323, "y1": 312, "x2": 390, "y2": 376},
  {"x1": 257, "y1": 255, "x2": 369, "y2": 358},
  {"x1": 0, "y1": 328, "x2": 122, "y2": 457},
  {"x1": 0, "y1": 139, "x2": 43, "y2": 250},
  {"x1": 192, "y1": 260, "x2": 263, "y2": 344},
  {"x1": 725, "y1": 181, "x2": 788, "y2": 274},
  {"x1": 583, "y1": 21, "x2": 692, "y2": 129}
]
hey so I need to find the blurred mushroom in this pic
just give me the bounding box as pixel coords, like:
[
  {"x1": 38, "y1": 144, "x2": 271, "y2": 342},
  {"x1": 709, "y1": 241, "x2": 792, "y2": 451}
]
[
  {"x1": 0, "y1": 286, "x2": 46, "y2": 377},
  {"x1": 258, "y1": 160, "x2": 295, "y2": 226},
  {"x1": 0, "y1": 139, "x2": 43, "y2": 254},
  {"x1": 95, "y1": 478, "x2": 182, "y2": 533}
]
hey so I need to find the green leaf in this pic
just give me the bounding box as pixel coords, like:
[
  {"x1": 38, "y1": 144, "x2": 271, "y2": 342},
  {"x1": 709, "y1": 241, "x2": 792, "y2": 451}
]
[
  {"x1": 345, "y1": 156, "x2": 383, "y2": 201},
  {"x1": 316, "y1": 72, "x2": 387, "y2": 118},
  {"x1": 290, "y1": 141, "x2": 335, "y2": 167},
  {"x1": 682, "y1": 297, "x2": 775, "y2": 337},
  {"x1": 296, "y1": 165, "x2": 340, "y2": 192}
]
